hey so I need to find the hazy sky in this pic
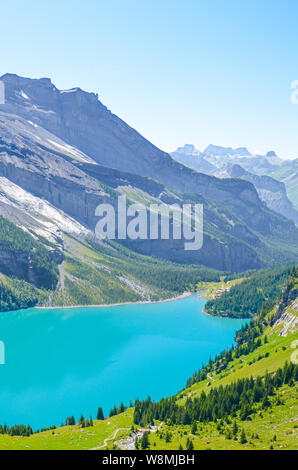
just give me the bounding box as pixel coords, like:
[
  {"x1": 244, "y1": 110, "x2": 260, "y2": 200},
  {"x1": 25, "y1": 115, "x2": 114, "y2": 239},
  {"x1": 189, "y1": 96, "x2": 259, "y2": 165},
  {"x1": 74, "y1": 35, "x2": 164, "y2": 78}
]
[{"x1": 1, "y1": 0, "x2": 298, "y2": 158}]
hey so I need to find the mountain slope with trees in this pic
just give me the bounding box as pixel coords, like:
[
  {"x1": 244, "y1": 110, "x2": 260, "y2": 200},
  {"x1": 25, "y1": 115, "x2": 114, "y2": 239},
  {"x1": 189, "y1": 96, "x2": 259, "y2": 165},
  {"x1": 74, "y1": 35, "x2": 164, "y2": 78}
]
[{"x1": 204, "y1": 265, "x2": 292, "y2": 318}]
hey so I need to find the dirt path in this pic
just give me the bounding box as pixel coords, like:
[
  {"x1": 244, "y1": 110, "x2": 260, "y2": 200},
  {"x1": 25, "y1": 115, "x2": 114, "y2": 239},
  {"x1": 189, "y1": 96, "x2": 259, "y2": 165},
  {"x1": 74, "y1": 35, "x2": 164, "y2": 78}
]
[
  {"x1": 91, "y1": 428, "x2": 131, "y2": 450},
  {"x1": 91, "y1": 422, "x2": 164, "y2": 451}
]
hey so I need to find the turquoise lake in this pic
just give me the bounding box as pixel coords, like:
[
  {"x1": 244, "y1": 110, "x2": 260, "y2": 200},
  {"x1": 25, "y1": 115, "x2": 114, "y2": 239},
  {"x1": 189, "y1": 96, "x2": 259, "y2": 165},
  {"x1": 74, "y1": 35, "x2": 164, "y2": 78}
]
[{"x1": 0, "y1": 295, "x2": 247, "y2": 429}]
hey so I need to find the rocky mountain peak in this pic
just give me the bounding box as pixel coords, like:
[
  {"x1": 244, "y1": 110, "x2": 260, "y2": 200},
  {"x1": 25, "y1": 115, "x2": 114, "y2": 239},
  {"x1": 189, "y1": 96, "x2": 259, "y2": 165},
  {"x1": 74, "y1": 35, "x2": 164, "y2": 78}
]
[
  {"x1": 203, "y1": 145, "x2": 251, "y2": 157},
  {"x1": 266, "y1": 150, "x2": 278, "y2": 158},
  {"x1": 0, "y1": 73, "x2": 101, "y2": 111}
]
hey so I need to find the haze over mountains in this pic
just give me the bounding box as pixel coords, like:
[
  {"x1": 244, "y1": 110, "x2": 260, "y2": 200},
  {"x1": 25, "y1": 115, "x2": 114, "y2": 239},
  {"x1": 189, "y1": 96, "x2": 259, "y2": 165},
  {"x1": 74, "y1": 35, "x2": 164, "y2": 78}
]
[
  {"x1": 0, "y1": 73, "x2": 297, "y2": 294},
  {"x1": 171, "y1": 144, "x2": 298, "y2": 224}
]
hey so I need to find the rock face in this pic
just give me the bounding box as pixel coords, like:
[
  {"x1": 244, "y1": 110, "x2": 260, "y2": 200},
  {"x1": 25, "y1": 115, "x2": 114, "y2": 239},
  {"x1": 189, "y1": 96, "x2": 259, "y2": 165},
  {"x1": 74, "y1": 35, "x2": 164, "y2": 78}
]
[
  {"x1": 171, "y1": 145, "x2": 216, "y2": 173},
  {"x1": 274, "y1": 303, "x2": 298, "y2": 336},
  {"x1": 272, "y1": 268, "x2": 298, "y2": 336},
  {"x1": 214, "y1": 164, "x2": 298, "y2": 225},
  {"x1": 0, "y1": 74, "x2": 271, "y2": 231},
  {"x1": 0, "y1": 240, "x2": 58, "y2": 289},
  {"x1": 203, "y1": 144, "x2": 251, "y2": 157},
  {"x1": 0, "y1": 74, "x2": 297, "y2": 272},
  {"x1": 0, "y1": 243, "x2": 37, "y2": 285}
]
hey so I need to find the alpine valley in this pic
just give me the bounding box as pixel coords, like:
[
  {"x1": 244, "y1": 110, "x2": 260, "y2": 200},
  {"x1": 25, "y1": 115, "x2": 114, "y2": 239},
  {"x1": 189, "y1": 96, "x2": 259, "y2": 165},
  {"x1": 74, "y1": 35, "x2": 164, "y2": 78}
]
[
  {"x1": 0, "y1": 74, "x2": 298, "y2": 311},
  {"x1": 0, "y1": 74, "x2": 297, "y2": 452}
]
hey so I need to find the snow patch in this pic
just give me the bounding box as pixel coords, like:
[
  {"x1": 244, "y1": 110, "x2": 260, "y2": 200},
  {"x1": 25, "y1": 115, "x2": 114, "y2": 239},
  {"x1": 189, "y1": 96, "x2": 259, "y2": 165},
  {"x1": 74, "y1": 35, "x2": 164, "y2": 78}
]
[
  {"x1": 46, "y1": 139, "x2": 95, "y2": 163},
  {"x1": 15, "y1": 90, "x2": 30, "y2": 100},
  {"x1": 20, "y1": 90, "x2": 30, "y2": 100},
  {"x1": 0, "y1": 177, "x2": 91, "y2": 240},
  {"x1": 27, "y1": 120, "x2": 38, "y2": 128},
  {"x1": 60, "y1": 88, "x2": 79, "y2": 94}
]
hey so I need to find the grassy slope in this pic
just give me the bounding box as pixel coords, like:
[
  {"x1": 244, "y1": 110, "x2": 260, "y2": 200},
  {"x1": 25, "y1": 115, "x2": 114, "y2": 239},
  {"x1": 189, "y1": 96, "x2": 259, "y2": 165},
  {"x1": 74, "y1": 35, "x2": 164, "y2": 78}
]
[
  {"x1": 0, "y1": 410, "x2": 134, "y2": 450},
  {"x1": 149, "y1": 386, "x2": 297, "y2": 450}
]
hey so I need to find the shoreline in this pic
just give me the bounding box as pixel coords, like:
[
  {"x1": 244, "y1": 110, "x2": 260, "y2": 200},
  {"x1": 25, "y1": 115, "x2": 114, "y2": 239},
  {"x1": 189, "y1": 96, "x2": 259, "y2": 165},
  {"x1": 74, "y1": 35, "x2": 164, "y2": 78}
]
[
  {"x1": 34, "y1": 291, "x2": 194, "y2": 310},
  {"x1": 202, "y1": 308, "x2": 212, "y2": 317}
]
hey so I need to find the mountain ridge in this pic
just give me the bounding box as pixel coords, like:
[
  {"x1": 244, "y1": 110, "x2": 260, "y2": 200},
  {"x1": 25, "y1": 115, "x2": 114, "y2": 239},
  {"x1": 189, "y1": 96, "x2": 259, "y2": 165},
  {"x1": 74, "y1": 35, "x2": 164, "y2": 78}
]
[
  {"x1": 0, "y1": 74, "x2": 297, "y2": 281},
  {"x1": 171, "y1": 144, "x2": 298, "y2": 224}
]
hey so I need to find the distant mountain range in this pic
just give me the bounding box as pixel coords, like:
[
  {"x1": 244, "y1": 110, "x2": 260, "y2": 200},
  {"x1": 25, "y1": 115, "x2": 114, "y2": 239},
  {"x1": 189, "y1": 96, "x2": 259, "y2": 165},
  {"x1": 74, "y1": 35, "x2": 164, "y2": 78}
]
[
  {"x1": 0, "y1": 74, "x2": 297, "y2": 308},
  {"x1": 171, "y1": 144, "x2": 298, "y2": 224}
]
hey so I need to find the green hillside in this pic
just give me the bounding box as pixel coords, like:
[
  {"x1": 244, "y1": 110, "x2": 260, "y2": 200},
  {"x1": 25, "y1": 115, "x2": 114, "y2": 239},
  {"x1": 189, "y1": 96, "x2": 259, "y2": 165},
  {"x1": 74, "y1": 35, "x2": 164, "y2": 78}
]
[
  {"x1": 0, "y1": 273, "x2": 48, "y2": 312},
  {"x1": 49, "y1": 234, "x2": 222, "y2": 307},
  {"x1": 0, "y1": 213, "x2": 223, "y2": 311}
]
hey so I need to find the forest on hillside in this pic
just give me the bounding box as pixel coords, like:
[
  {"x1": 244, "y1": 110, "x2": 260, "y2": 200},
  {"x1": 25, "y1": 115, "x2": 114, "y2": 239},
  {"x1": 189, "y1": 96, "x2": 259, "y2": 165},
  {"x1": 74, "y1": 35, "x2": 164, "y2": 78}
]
[{"x1": 204, "y1": 266, "x2": 292, "y2": 318}]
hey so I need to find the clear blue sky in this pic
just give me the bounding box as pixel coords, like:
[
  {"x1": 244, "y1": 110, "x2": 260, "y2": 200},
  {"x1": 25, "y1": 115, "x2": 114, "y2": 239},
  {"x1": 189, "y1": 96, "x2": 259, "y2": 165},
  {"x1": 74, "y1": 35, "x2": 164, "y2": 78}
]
[{"x1": 1, "y1": 0, "x2": 298, "y2": 158}]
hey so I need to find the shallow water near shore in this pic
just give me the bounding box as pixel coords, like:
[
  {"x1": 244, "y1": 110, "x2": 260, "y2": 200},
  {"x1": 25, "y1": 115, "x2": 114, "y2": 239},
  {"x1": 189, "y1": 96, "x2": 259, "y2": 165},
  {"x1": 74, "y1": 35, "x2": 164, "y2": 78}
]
[{"x1": 0, "y1": 295, "x2": 247, "y2": 429}]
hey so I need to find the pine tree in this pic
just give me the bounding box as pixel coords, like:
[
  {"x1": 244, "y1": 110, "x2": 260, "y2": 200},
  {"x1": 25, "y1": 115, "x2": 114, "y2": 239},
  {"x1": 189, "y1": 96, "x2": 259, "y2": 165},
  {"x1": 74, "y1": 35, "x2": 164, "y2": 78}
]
[
  {"x1": 109, "y1": 405, "x2": 117, "y2": 417},
  {"x1": 262, "y1": 394, "x2": 270, "y2": 409},
  {"x1": 191, "y1": 422, "x2": 197, "y2": 435},
  {"x1": 240, "y1": 429, "x2": 247, "y2": 444},
  {"x1": 119, "y1": 402, "x2": 125, "y2": 413},
  {"x1": 141, "y1": 431, "x2": 150, "y2": 449},
  {"x1": 186, "y1": 438, "x2": 194, "y2": 450},
  {"x1": 96, "y1": 407, "x2": 104, "y2": 420},
  {"x1": 78, "y1": 414, "x2": 85, "y2": 427},
  {"x1": 66, "y1": 416, "x2": 75, "y2": 426}
]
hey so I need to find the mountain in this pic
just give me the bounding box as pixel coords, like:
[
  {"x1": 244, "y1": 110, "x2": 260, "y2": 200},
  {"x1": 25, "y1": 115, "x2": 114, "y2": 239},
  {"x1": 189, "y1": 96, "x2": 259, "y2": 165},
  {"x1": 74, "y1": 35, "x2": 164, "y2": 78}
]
[
  {"x1": 170, "y1": 144, "x2": 282, "y2": 174},
  {"x1": 171, "y1": 144, "x2": 216, "y2": 173},
  {"x1": 202, "y1": 145, "x2": 282, "y2": 169},
  {"x1": 171, "y1": 144, "x2": 298, "y2": 224},
  {"x1": 214, "y1": 164, "x2": 298, "y2": 225},
  {"x1": 203, "y1": 144, "x2": 252, "y2": 158},
  {"x1": 0, "y1": 74, "x2": 292, "y2": 232},
  {"x1": 203, "y1": 146, "x2": 298, "y2": 211},
  {"x1": 265, "y1": 158, "x2": 298, "y2": 210},
  {"x1": 0, "y1": 74, "x2": 297, "y2": 306}
]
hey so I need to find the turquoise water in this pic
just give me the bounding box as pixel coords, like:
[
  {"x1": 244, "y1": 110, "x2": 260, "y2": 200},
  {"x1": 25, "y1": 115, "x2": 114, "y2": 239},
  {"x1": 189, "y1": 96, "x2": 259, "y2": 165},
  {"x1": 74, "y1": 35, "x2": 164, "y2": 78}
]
[{"x1": 0, "y1": 295, "x2": 247, "y2": 429}]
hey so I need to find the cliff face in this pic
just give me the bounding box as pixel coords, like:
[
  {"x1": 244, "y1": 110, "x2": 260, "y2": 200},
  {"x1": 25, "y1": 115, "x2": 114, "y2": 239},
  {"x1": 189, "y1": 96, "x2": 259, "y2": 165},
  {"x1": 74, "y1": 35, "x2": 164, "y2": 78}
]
[
  {"x1": 171, "y1": 144, "x2": 298, "y2": 225},
  {"x1": 0, "y1": 141, "x2": 261, "y2": 271},
  {"x1": 272, "y1": 268, "x2": 298, "y2": 336},
  {"x1": 0, "y1": 74, "x2": 280, "y2": 234},
  {"x1": 217, "y1": 164, "x2": 298, "y2": 225},
  {"x1": 0, "y1": 242, "x2": 59, "y2": 289},
  {"x1": 0, "y1": 243, "x2": 36, "y2": 284},
  {"x1": 0, "y1": 74, "x2": 297, "y2": 273},
  {"x1": 122, "y1": 236, "x2": 261, "y2": 272}
]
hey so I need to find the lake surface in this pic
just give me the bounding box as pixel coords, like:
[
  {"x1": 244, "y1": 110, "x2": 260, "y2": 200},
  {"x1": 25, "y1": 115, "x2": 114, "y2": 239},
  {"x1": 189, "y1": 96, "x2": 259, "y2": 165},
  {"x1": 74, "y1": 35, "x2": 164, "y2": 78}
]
[{"x1": 0, "y1": 295, "x2": 247, "y2": 429}]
